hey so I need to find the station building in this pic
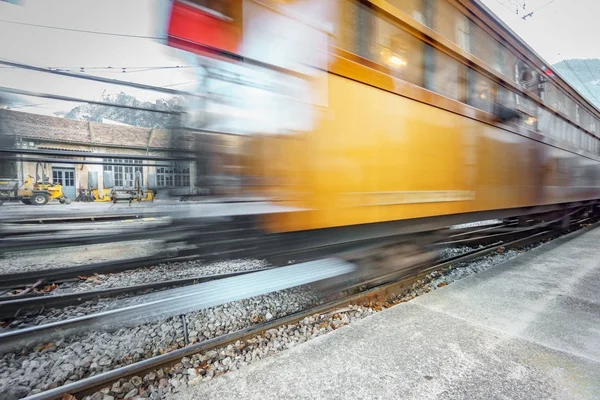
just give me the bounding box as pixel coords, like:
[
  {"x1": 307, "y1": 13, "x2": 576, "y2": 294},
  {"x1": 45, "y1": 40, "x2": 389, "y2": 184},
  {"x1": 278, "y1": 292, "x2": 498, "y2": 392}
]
[{"x1": 0, "y1": 109, "x2": 195, "y2": 200}]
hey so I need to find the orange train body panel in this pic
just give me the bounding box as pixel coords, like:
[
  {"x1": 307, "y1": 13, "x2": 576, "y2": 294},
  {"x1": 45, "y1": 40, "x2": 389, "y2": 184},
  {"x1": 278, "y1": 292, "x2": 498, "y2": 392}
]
[{"x1": 253, "y1": 69, "x2": 600, "y2": 233}]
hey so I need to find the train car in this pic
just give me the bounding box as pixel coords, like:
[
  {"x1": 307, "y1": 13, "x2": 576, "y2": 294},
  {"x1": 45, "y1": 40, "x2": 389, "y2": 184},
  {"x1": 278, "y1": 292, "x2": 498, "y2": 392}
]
[{"x1": 164, "y1": 0, "x2": 600, "y2": 260}]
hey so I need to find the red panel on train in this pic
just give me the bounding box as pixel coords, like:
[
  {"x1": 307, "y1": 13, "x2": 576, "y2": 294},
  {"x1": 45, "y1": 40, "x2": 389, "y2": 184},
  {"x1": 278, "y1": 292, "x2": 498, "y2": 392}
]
[{"x1": 167, "y1": 1, "x2": 239, "y2": 54}]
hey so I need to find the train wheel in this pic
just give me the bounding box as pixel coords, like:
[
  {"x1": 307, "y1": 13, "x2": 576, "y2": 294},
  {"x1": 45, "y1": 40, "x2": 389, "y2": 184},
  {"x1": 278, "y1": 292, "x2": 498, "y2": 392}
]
[{"x1": 31, "y1": 193, "x2": 49, "y2": 206}]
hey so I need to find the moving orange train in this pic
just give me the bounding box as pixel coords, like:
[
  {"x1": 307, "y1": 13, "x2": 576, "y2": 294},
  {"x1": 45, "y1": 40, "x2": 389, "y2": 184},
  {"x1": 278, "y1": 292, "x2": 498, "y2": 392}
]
[{"x1": 164, "y1": 0, "x2": 600, "y2": 255}]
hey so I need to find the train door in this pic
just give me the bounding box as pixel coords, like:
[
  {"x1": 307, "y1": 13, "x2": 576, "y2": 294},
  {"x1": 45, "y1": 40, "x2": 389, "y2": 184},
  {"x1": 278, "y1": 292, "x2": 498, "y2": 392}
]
[{"x1": 52, "y1": 168, "x2": 76, "y2": 199}]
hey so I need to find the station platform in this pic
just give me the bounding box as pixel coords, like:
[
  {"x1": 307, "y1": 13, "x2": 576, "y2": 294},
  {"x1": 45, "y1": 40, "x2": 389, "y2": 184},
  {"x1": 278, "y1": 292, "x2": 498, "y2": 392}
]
[{"x1": 175, "y1": 225, "x2": 600, "y2": 399}]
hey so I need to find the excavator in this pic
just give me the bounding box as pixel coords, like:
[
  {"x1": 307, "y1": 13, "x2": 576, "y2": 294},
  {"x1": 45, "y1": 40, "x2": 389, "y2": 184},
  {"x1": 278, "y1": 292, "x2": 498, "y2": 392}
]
[{"x1": 0, "y1": 162, "x2": 70, "y2": 206}]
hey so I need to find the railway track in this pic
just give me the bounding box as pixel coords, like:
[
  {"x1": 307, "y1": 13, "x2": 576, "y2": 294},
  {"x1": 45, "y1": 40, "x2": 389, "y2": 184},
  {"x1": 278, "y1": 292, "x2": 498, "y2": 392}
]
[
  {"x1": 0, "y1": 219, "x2": 515, "y2": 293},
  {"x1": 2, "y1": 216, "x2": 594, "y2": 400},
  {"x1": 0, "y1": 267, "x2": 274, "y2": 319}
]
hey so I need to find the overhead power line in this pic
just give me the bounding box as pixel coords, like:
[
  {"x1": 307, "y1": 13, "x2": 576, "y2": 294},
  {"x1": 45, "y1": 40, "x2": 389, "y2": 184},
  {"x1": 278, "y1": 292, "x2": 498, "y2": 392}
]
[
  {"x1": 0, "y1": 86, "x2": 183, "y2": 115},
  {"x1": 583, "y1": 60, "x2": 599, "y2": 84},
  {"x1": 0, "y1": 58, "x2": 200, "y2": 97},
  {"x1": 522, "y1": 0, "x2": 559, "y2": 20},
  {"x1": 6, "y1": 80, "x2": 201, "y2": 111},
  {"x1": 0, "y1": 19, "x2": 165, "y2": 40},
  {"x1": 562, "y1": 60, "x2": 600, "y2": 107}
]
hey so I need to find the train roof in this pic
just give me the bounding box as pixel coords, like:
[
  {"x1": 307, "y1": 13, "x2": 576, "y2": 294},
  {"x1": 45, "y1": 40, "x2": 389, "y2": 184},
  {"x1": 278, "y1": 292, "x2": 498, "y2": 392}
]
[{"x1": 467, "y1": 0, "x2": 600, "y2": 119}]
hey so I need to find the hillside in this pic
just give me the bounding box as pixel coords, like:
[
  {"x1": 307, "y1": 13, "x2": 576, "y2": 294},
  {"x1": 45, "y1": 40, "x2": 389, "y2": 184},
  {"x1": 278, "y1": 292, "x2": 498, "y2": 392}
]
[
  {"x1": 553, "y1": 59, "x2": 600, "y2": 108},
  {"x1": 62, "y1": 91, "x2": 185, "y2": 129}
]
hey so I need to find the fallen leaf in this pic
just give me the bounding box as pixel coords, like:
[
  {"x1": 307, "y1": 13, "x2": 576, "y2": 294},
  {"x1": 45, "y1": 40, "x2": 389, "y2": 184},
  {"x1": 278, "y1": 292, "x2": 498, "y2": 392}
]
[
  {"x1": 62, "y1": 394, "x2": 77, "y2": 400},
  {"x1": 38, "y1": 342, "x2": 56, "y2": 351},
  {"x1": 40, "y1": 284, "x2": 57, "y2": 293}
]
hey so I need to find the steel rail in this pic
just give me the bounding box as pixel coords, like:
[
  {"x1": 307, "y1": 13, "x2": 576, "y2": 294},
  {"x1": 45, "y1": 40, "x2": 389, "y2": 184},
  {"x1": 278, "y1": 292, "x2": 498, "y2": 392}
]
[
  {"x1": 0, "y1": 267, "x2": 275, "y2": 319},
  {"x1": 22, "y1": 217, "x2": 599, "y2": 400},
  {"x1": 0, "y1": 259, "x2": 356, "y2": 354},
  {"x1": 3, "y1": 214, "x2": 143, "y2": 224},
  {"x1": 0, "y1": 253, "x2": 198, "y2": 289}
]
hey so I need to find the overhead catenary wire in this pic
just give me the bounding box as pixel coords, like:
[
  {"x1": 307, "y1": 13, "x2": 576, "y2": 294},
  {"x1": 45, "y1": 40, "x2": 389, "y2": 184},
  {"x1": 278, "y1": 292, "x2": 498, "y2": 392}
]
[
  {"x1": 4, "y1": 80, "x2": 201, "y2": 111},
  {"x1": 562, "y1": 60, "x2": 600, "y2": 107},
  {"x1": 0, "y1": 19, "x2": 165, "y2": 40},
  {"x1": 0, "y1": 86, "x2": 184, "y2": 115},
  {"x1": 583, "y1": 60, "x2": 600, "y2": 84},
  {"x1": 0, "y1": 58, "x2": 200, "y2": 98},
  {"x1": 522, "y1": 0, "x2": 559, "y2": 20}
]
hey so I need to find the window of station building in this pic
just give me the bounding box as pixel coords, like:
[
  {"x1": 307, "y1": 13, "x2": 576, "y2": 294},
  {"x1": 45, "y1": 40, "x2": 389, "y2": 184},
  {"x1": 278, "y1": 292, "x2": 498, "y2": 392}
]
[
  {"x1": 156, "y1": 162, "x2": 191, "y2": 187},
  {"x1": 103, "y1": 159, "x2": 143, "y2": 188},
  {"x1": 425, "y1": 46, "x2": 465, "y2": 101},
  {"x1": 467, "y1": 69, "x2": 494, "y2": 113}
]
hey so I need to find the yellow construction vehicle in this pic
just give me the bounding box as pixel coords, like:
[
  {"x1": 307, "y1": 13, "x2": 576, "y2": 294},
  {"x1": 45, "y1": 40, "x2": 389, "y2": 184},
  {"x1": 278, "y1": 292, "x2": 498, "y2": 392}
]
[{"x1": 0, "y1": 162, "x2": 70, "y2": 206}]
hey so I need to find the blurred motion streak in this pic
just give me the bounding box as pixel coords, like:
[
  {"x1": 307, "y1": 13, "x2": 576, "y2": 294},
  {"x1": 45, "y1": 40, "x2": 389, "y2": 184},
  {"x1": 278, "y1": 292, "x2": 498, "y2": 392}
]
[
  {"x1": 0, "y1": 258, "x2": 356, "y2": 353},
  {"x1": 2, "y1": 0, "x2": 600, "y2": 281}
]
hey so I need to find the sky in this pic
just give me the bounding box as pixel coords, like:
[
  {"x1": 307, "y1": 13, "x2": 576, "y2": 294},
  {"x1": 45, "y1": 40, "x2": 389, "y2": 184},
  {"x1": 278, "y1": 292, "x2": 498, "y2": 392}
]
[
  {"x1": 0, "y1": 0, "x2": 199, "y2": 115},
  {"x1": 0, "y1": 0, "x2": 598, "y2": 115},
  {"x1": 478, "y1": 0, "x2": 600, "y2": 64}
]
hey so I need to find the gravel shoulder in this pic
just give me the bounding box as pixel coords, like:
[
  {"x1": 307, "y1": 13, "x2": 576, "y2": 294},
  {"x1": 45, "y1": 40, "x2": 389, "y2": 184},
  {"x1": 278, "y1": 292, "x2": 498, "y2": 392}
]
[{"x1": 0, "y1": 240, "x2": 164, "y2": 274}]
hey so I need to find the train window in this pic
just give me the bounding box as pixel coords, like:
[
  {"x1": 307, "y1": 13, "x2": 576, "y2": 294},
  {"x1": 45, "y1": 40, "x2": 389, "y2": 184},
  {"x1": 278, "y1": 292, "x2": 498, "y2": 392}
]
[
  {"x1": 543, "y1": 82, "x2": 560, "y2": 111},
  {"x1": 467, "y1": 69, "x2": 494, "y2": 113},
  {"x1": 537, "y1": 108, "x2": 554, "y2": 138},
  {"x1": 553, "y1": 90, "x2": 570, "y2": 118},
  {"x1": 470, "y1": 22, "x2": 500, "y2": 72},
  {"x1": 563, "y1": 96, "x2": 577, "y2": 120},
  {"x1": 335, "y1": 0, "x2": 425, "y2": 86},
  {"x1": 558, "y1": 120, "x2": 570, "y2": 144},
  {"x1": 516, "y1": 60, "x2": 540, "y2": 97},
  {"x1": 549, "y1": 114, "x2": 562, "y2": 140},
  {"x1": 335, "y1": 0, "x2": 365, "y2": 57},
  {"x1": 581, "y1": 131, "x2": 589, "y2": 151},
  {"x1": 430, "y1": 0, "x2": 460, "y2": 45},
  {"x1": 498, "y1": 44, "x2": 518, "y2": 81},
  {"x1": 375, "y1": 12, "x2": 425, "y2": 85},
  {"x1": 426, "y1": 46, "x2": 464, "y2": 100},
  {"x1": 571, "y1": 126, "x2": 580, "y2": 148},
  {"x1": 386, "y1": 0, "x2": 426, "y2": 24},
  {"x1": 497, "y1": 85, "x2": 515, "y2": 109},
  {"x1": 516, "y1": 95, "x2": 538, "y2": 128},
  {"x1": 580, "y1": 109, "x2": 590, "y2": 131}
]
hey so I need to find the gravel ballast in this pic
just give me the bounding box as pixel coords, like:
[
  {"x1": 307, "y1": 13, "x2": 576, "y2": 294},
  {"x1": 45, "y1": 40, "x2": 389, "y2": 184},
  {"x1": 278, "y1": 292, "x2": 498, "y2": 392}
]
[{"x1": 0, "y1": 243, "x2": 534, "y2": 399}]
